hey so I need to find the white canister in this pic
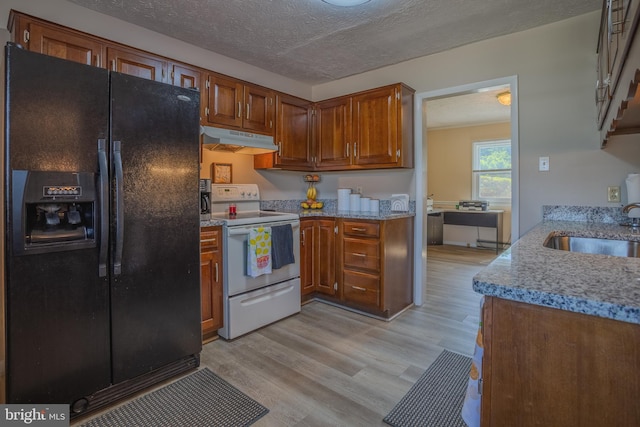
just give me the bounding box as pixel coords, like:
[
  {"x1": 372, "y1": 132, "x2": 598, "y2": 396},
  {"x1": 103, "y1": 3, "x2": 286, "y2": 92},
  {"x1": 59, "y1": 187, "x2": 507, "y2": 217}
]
[
  {"x1": 369, "y1": 199, "x2": 380, "y2": 215},
  {"x1": 360, "y1": 197, "x2": 370, "y2": 212},
  {"x1": 337, "y1": 188, "x2": 351, "y2": 211},
  {"x1": 349, "y1": 193, "x2": 361, "y2": 212}
]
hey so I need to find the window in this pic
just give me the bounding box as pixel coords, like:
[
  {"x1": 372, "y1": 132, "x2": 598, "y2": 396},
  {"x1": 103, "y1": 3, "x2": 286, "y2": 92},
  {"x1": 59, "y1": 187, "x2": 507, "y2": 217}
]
[{"x1": 472, "y1": 140, "x2": 511, "y2": 205}]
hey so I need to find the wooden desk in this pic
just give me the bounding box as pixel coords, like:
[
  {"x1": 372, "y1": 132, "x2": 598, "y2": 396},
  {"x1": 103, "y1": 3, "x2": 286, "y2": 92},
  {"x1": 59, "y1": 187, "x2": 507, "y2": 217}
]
[{"x1": 443, "y1": 210, "x2": 503, "y2": 253}]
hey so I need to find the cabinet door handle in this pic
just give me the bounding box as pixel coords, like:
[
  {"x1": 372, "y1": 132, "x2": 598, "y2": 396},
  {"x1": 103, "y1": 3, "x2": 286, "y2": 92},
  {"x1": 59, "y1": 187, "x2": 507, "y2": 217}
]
[
  {"x1": 215, "y1": 262, "x2": 219, "y2": 283},
  {"x1": 346, "y1": 142, "x2": 350, "y2": 158},
  {"x1": 301, "y1": 229, "x2": 306, "y2": 246},
  {"x1": 278, "y1": 142, "x2": 282, "y2": 157},
  {"x1": 246, "y1": 103, "x2": 250, "y2": 120},
  {"x1": 354, "y1": 142, "x2": 358, "y2": 158},
  {"x1": 237, "y1": 102, "x2": 242, "y2": 118},
  {"x1": 352, "y1": 286, "x2": 367, "y2": 292},
  {"x1": 351, "y1": 227, "x2": 366, "y2": 232},
  {"x1": 353, "y1": 253, "x2": 367, "y2": 257}
]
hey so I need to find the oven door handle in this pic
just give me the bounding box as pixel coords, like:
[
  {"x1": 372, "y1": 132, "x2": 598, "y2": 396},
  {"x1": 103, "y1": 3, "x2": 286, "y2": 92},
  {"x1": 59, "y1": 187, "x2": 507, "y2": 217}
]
[{"x1": 227, "y1": 222, "x2": 300, "y2": 236}]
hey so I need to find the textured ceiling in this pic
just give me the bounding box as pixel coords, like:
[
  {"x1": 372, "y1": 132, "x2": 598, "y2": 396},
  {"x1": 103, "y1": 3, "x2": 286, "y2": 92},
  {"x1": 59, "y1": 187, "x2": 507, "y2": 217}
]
[
  {"x1": 65, "y1": 0, "x2": 599, "y2": 128},
  {"x1": 67, "y1": 0, "x2": 601, "y2": 85}
]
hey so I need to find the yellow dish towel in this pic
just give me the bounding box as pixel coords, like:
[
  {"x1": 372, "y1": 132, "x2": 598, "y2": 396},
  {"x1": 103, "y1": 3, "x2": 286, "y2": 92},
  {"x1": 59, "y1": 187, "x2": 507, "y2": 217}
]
[{"x1": 247, "y1": 227, "x2": 272, "y2": 278}]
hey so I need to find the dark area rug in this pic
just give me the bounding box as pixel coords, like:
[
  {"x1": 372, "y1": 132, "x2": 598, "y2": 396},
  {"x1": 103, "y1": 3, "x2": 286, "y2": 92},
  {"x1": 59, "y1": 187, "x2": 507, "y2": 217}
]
[
  {"x1": 79, "y1": 368, "x2": 268, "y2": 427},
  {"x1": 384, "y1": 350, "x2": 471, "y2": 427}
]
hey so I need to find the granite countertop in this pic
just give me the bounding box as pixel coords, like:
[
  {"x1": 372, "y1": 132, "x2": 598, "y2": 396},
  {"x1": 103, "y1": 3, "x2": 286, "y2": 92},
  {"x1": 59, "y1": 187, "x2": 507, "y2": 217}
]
[
  {"x1": 200, "y1": 209, "x2": 414, "y2": 227},
  {"x1": 473, "y1": 220, "x2": 640, "y2": 324}
]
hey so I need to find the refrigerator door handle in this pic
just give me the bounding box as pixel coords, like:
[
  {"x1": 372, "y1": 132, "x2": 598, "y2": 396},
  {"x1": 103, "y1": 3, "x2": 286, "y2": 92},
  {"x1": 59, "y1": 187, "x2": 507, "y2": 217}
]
[
  {"x1": 98, "y1": 139, "x2": 109, "y2": 277},
  {"x1": 113, "y1": 140, "x2": 124, "y2": 276}
]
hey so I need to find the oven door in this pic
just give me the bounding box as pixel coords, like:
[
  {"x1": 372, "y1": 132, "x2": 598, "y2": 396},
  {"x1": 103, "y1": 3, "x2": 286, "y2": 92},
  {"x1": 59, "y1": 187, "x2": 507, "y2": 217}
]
[{"x1": 224, "y1": 219, "x2": 300, "y2": 296}]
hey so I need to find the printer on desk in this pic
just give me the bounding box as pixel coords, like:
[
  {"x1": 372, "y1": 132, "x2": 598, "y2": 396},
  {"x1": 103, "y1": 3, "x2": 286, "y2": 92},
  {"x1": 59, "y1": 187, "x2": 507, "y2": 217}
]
[{"x1": 459, "y1": 200, "x2": 489, "y2": 211}]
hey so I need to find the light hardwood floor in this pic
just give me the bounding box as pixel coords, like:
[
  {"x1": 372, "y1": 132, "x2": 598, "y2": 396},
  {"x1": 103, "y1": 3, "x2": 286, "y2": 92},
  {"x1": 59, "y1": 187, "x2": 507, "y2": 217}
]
[
  {"x1": 201, "y1": 245, "x2": 497, "y2": 426},
  {"x1": 72, "y1": 245, "x2": 497, "y2": 426}
]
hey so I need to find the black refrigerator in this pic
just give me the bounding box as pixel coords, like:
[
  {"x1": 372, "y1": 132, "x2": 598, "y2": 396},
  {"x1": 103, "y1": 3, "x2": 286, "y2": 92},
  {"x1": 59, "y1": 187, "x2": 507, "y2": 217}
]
[{"x1": 3, "y1": 43, "x2": 202, "y2": 415}]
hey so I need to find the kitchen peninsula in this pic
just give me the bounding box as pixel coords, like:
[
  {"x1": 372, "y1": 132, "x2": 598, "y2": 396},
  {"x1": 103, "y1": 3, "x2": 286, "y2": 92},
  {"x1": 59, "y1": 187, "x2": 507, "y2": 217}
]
[{"x1": 473, "y1": 208, "x2": 640, "y2": 426}]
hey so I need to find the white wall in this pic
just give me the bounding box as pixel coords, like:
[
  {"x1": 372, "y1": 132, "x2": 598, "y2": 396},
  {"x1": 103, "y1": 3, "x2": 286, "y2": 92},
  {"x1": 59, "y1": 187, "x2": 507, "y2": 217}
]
[{"x1": 314, "y1": 11, "x2": 640, "y2": 235}]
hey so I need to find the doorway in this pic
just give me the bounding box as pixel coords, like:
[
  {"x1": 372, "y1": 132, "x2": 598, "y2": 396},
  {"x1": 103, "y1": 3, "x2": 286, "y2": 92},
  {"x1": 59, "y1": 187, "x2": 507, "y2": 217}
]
[{"x1": 412, "y1": 76, "x2": 519, "y2": 305}]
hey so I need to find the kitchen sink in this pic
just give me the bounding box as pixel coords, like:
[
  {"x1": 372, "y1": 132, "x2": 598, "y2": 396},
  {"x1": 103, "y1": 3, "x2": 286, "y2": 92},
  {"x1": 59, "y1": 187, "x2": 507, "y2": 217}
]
[{"x1": 543, "y1": 234, "x2": 640, "y2": 258}]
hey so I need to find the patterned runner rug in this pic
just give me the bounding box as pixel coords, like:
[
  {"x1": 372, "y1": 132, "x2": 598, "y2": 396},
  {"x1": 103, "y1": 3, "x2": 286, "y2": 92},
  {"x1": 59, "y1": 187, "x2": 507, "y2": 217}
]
[
  {"x1": 384, "y1": 350, "x2": 471, "y2": 427},
  {"x1": 80, "y1": 368, "x2": 268, "y2": 427}
]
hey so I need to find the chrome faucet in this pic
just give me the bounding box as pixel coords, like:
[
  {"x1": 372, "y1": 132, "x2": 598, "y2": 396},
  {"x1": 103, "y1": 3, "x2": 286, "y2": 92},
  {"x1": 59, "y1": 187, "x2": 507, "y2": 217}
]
[
  {"x1": 622, "y1": 203, "x2": 640, "y2": 213},
  {"x1": 622, "y1": 203, "x2": 640, "y2": 228}
]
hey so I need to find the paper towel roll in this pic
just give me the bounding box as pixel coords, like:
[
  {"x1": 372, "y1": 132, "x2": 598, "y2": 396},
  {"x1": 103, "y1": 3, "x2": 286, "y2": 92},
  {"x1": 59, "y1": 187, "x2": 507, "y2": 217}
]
[
  {"x1": 626, "y1": 174, "x2": 640, "y2": 203},
  {"x1": 349, "y1": 193, "x2": 361, "y2": 212},
  {"x1": 338, "y1": 188, "x2": 351, "y2": 211}
]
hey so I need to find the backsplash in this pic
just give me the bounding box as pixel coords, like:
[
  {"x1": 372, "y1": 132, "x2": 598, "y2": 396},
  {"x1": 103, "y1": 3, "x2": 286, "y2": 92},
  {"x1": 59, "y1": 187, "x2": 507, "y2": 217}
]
[
  {"x1": 543, "y1": 205, "x2": 624, "y2": 224},
  {"x1": 262, "y1": 199, "x2": 416, "y2": 215}
]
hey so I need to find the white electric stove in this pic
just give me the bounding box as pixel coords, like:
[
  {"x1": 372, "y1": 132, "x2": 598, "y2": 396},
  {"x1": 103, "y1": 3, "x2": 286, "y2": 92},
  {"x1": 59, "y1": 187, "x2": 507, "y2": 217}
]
[{"x1": 209, "y1": 184, "x2": 300, "y2": 340}]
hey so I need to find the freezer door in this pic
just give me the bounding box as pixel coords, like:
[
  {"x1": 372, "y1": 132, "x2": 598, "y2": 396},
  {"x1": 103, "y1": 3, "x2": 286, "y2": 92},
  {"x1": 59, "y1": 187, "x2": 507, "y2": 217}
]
[
  {"x1": 109, "y1": 72, "x2": 202, "y2": 383},
  {"x1": 4, "y1": 44, "x2": 111, "y2": 403}
]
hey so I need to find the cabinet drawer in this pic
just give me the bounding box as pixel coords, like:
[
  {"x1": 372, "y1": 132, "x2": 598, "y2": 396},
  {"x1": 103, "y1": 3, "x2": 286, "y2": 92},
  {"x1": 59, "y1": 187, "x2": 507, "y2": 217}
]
[
  {"x1": 342, "y1": 221, "x2": 380, "y2": 238},
  {"x1": 343, "y1": 270, "x2": 380, "y2": 307},
  {"x1": 344, "y1": 238, "x2": 379, "y2": 272},
  {"x1": 200, "y1": 227, "x2": 219, "y2": 251}
]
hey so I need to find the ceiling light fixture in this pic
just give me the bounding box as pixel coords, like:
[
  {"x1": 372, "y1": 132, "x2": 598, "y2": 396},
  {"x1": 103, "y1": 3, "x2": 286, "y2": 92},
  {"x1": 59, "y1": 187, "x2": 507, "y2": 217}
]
[
  {"x1": 322, "y1": 0, "x2": 371, "y2": 6},
  {"x1": 496, "y1": 91, "x2": 511, "y2": 106}
]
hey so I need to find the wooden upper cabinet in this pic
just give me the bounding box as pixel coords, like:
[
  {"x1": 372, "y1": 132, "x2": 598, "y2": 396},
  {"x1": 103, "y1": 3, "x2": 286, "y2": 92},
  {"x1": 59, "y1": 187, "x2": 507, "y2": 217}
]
[
  {"x1": 205, "y1": 74, "x2": 243, "y2": 128},
  {"x1": 107, "y1": 46, "x2": 167, "y2": 82},
  {"x1": 274, "y1": 93, "x2": 313, "y2": 168},
  {"x1": 171, "y1": 63, "x2": 202, "y2": 90},
  {"x1": 352, "y1": 85, "x2": 399, "y2": 166},
  {"x1": 244, "y1": 85, "x2": 275, "y2": 133},
  {"x1": 204, "y1": 73, "x2": 275, "y2": 134},
  {"x1": 10, "y1": 13, "x2": 103, "y2": 67},
  {"x1": 315, "y1": 96, "x2": 352, "y2": 170}
]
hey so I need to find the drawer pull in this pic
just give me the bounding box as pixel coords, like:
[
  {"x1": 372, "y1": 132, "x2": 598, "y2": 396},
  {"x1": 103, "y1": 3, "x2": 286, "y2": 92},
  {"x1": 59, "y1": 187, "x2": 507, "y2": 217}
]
[
  {"x1": 201, "y1": 238, "x2": 217, "y2": 243},
  {"x1": 351, "y1": 286, "x2": 367, "y2": 292},
  {"x1": 351, "y1": 227, "x2": 367, "y2": 232},
  {"x1": 353, "y1": 253, "x2": 367, "y2": 257}
]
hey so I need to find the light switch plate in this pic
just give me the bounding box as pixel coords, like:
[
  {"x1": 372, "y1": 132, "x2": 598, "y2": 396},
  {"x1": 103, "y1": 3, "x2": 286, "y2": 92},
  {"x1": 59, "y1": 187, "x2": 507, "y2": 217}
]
[{"x1": 539, "y1": 156, "x2": 549, "y2": 172}]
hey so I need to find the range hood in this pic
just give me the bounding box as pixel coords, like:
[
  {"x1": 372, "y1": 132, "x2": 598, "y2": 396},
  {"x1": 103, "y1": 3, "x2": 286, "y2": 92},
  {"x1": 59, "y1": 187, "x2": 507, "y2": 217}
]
[{"x1": 200, "y1": 126, "x2": 278, "y2": 155}]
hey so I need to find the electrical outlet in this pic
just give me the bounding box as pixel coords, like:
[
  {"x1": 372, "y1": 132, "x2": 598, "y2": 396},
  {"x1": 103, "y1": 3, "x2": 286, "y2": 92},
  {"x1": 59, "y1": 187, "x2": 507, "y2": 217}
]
[
  {"x1": 608, "y1": 186, "x2": 621, "y2": 203},
  {"x1": 356, "y1": 186, "x2": 363, "y2": 194}
]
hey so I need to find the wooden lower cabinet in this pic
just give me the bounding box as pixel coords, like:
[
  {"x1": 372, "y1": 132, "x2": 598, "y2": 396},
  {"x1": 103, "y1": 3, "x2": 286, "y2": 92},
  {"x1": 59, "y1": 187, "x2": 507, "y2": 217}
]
[
  {"x1": 300, "y1": 218, "x2": 336, "y2": 300},
  {"x1": 200, "y1": 226, "x2": 223, "y2": 342},
  {"x1": 481, "y1": 296, "x2": 640, "y2": 426},
  {"x1": 300, "y1": 216, "x2": 413, "y2": 318},
  {"x1": 338, "y1": 217, "x2": 413, "y2": 318}
]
